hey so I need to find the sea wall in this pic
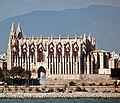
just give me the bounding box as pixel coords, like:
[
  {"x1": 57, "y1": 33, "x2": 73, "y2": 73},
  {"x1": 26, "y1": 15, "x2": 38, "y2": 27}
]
[
  {"x1": 0, "y1": 85, "x2": 120, "y2": 93},
  {"x1": 0, "y1": 92, "x2": 120, "y2": 99}
]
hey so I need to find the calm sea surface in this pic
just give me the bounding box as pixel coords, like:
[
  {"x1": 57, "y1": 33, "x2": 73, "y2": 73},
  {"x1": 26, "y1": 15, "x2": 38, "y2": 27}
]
[{"x1": 0, "y1": 99, "x2": 119, "y2": 103}]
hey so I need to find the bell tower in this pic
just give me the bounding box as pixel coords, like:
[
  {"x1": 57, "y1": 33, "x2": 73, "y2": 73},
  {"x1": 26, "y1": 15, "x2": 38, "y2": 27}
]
[
  {"x1": 17, "y1": 21, "x2": 23, "y2": 39},
  {"x1": 10, "y1": 20, "x2": 16, "y2": 39},
  {"x1": 7, "y1": 20, "x2": 16, "y2": 70}
]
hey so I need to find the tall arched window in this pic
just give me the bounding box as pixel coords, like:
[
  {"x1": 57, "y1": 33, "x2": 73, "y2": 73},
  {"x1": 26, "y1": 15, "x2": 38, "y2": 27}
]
[
  {"x1": 37, "y1": 43, "x2": 44, "y2": 62},
  {"x1": 30, "y1": 43, "x2": 35, "y2": 63}
]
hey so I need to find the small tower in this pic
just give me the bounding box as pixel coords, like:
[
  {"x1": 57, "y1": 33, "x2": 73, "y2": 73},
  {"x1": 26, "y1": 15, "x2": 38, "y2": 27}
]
[
  {"x1": 92, "y1": 37, "x2": 96, "y2": 49},
  {"x1": 59, "y1": 35, "x2": 61, "y2": 42},
  {"x1": 10, "y1": 20, "x2": 16, "y2": 39},
  {"x1": 67, "y1": 35, "x2": 70, "y2": 42},
  {"x1": 83, "y1": 33, "x2": 86, "y2": 43},
  {"x1": 17, "y1": 21, "x2": 23, "y2": 39},
  {"x1": 7, "y1": 20, "x2": 16, "y2": 70},
  {"x1": 88, "y1": 33, "x2": 91, "y2": 42}
]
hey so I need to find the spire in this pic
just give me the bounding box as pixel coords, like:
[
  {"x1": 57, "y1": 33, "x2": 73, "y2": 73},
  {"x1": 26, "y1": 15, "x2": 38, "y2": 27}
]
[
  {"x1": 75, "y1": 35, "x2": 77, "y2": 42},
  {"x1": 50, "y1": 35, "x2": 53, "y2": 42},
  {"x1": 10, "y1": 20, "x2": 16, "y2": 40},
  {"x1": 17, "y1": 21, "x2": 23, "y2": 39},
  {"x1": 83, "y1": 33, "x2": 86, "y2": 43},
  {"x1": 83, "y1": 33, "x2": 86, "y2": 38},
  {"x1": 67, "y1": 35, "x2": 69, "y2": 42},
  {"x1": 10, "y1": 20, "x2": 16, "y2": 33},
  {"x1": 88, "y1": 32, "x2": 91, "y2": 42},
  {"x1": 88, "y1": 32, "x2": 91, "y2": 37},
  {"x1": 59, "y1": 35, "x2": 61, "y2": 42},
  {"x1": 17, "y1": 21, "x2": 22, "y2": 33}
]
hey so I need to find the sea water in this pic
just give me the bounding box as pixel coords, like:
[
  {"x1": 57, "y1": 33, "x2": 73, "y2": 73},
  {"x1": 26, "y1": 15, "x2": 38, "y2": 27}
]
[{"x1": 0, "y1": 99, "x2": 120, "y2": 103}]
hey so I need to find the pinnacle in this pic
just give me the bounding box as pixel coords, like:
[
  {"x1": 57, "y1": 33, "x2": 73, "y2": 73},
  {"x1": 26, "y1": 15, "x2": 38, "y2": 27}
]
[
  {"x1": 11, "y1": 20, "x2": 16, "y2": 32},
  {"x1": 17, "y1": 21, "x2": 22, "y2": 33}
]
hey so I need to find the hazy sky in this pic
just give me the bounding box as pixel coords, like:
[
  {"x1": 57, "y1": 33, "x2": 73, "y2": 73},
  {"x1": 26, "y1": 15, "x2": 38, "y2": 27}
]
[{"x1": 0, "y1": 0, "x2": 120, "y2": 21}]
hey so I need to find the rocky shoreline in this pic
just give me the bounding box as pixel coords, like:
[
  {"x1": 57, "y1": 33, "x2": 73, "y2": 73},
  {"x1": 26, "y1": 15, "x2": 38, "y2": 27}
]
[{"x1": 0, "y1": 92, "x2": 120, "y2": 99}]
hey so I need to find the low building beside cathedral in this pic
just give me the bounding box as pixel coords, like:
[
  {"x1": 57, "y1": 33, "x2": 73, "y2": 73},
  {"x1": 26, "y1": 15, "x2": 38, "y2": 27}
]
[{"x1": 7, "y1": 21, "x2": 118, "y2": 80}]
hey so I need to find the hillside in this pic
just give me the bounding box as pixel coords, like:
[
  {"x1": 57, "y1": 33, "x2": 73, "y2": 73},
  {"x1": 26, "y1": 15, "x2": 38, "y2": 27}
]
[{"x1": 0, "y1": 5, "x2": 120, "y2": 53}]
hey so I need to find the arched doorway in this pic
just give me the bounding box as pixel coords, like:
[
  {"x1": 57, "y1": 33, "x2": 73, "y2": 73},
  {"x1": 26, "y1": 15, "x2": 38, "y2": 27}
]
[{"x1": 38, "y1": 66, "x2": 46, "y2": 85}]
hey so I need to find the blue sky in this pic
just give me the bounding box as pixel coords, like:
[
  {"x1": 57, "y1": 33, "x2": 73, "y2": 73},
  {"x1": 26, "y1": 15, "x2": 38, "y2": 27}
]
[{"x1": 0, "y1": 0, "x2": 120, "y2": 21}]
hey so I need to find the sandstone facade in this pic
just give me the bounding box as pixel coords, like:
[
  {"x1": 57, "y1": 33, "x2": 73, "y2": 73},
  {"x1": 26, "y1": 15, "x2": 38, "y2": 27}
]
[{"x1": 7, "y1": 21, "x2": 117, "y2": 81}]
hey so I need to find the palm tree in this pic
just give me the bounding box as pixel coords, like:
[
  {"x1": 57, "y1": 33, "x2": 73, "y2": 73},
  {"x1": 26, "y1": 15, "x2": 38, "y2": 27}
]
[
  {"x1": 26, "y1": 70, "x2": 31, "y2": 85},
  {"x1": 20, "y1": 70, "x2": 31, "y2": 86},
  {"x1": 10, "y1": 66, "x2": 24, "y2": 78},
  {"x1": 0, "y1": 67, "x2": 3, "y2": 81},
  {"x1": 2, "y1": 69, "x2": 11, "y2": 92},
  {"x1": 10, "y1": 66, "x2": 31, "y2": 86},
  {"x1": 3, "y1": 69, "x2": 10, "y2": 82}
]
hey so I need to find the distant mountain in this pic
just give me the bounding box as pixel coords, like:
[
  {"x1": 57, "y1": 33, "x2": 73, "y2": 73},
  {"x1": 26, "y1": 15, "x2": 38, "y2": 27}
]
[{"x1": 0, "y1": 5, "x2": 120, "y2": 53}]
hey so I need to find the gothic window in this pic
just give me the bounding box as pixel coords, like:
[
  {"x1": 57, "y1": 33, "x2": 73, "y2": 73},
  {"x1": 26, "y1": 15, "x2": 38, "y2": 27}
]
[
  {"x1": 37, "y1": 43, "x2": 44, "y2": 62},
  {"x1": 29, "y1": 43, "x2": 35, "y2": 63},
  {"x1": 66, "y1": 43, "x2": 70, "y2": 52},
  {"x1": 12, "y1": 44, "x2": 20, "y2": 64},
  {"x1": 22, "y1": 51, "x2": 27, "y2": 63},
  {"x1": 104, "y1": 53, "x2": 109, "y2": 68},
  {"x1": 43, "y1": 54, "x2": 45, "y2": 62},
  {"x1": 48, "y1": 42, "x2": 54, "y2": 56},
  {"x1": 37, "y1": 51, "x2": 43, "y2": 62},
  {"x1": 18, "y1": 32, "x2": 22, "y2": 39},
  {"x1": 72, "y1": 42, "x2": 79, "y2": 54},
  {"x1": 15, "y1": 55, "x2": 17, "y2": 63},
  {"x1": 64, "y1": 42, "x2": 70, "y2": 56},
  {"x1": 57, "y1": 43, "x2": 62, "y2": 52},
  {"x1": 13, "y1": 47, "x2": 17, "y2": 52},
  {"x1": 20, "y1": 43, "x2": 27, "y2": 65},
  {"x1": 57, "y1": 43, "x2": 62, "y2": 63},
  {"x1": 13, "y1": 54, "x2": 15, "y2": 63},
  {"x1": 31, "y1": 53, "x2": 34, "y2": 63},
  {"x1": 50, "y1": 43, "x2": 54, "y2": 52},
  {"x1": 74, "y1": 42, "x2": 79, "y2": 52},
  {"x1": 23, "y1": 53, "x2": 26, "y2": 63},
  {"x1": 45, "y1": 42, "x2": 47, "y2": 51}
]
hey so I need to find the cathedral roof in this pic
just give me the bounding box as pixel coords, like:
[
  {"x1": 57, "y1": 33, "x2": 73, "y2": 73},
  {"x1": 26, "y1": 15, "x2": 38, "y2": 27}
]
[{"x1": 92, "y1": 50, "x2": 110, "y2": 53}]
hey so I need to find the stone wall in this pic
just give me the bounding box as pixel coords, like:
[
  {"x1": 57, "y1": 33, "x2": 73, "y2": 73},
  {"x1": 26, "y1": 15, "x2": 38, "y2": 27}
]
[{"x1": 47, "y1": 74, "x2": 111, "y2": 81}]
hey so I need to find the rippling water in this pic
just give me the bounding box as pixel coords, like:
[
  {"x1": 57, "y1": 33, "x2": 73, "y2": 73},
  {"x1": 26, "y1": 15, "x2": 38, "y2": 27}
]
[{"x1": 0, "y1": 99, "x2": 120, "y2": 103}]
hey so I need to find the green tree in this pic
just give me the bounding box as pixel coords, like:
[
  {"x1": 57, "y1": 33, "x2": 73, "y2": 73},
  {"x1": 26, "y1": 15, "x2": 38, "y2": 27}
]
[
  {"x1": 10, "y1": 66, "x2": 31, "y2": 85},
  {"x1": 10, "y1": 66, "x2": 24, "y2": 78},
  {"x1": 2, "y1": 69, "x2": 10, "y2": 82},
  {"x1": 0, "y1": 68, "x2": 3, "y2": 76},
  {"x1": 20, "y1": 70, "x2": 31, "y2": 86}
]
